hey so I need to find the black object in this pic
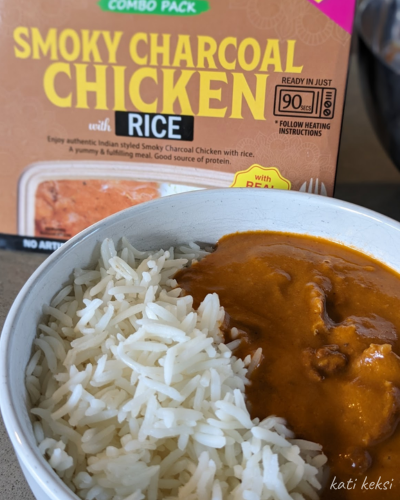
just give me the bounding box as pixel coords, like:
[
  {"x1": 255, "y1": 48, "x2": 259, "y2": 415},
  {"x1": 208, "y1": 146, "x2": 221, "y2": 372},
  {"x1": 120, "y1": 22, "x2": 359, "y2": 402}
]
[
  {"x1": 115, "y1": 111, "x2": 194, "y2": 141},
  {"x1": 0, "y1": 233, "x2": 66, "y2": 253},
  {"x1": 357, "y1": 0, "x2": 400, "y2": 169},
  {"x1": 335, "y1": 183, "x2": 400, "y2": 222}
]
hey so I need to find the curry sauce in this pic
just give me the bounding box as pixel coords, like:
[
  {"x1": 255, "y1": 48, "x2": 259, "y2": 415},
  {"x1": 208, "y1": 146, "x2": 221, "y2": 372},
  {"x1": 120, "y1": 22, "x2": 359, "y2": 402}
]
[{"x1": 176, "y1": 232, "x2": 400, "y2": 499}]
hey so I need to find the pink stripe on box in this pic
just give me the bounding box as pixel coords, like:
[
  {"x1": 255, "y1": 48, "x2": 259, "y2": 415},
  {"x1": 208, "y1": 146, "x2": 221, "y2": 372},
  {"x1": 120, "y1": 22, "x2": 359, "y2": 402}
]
[{"x1": 306, "y1": 0, "x2": 356, "y2": 34}]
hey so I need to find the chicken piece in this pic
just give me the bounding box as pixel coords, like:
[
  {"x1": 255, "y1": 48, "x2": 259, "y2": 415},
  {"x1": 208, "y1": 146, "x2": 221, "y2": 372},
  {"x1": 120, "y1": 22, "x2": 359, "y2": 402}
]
[
  {"x1": 344, "y1": 315, "x2": 397, "y2": 342},
  {"x1": 305, "y1": 275, "x2": 333, "y2": 335},
  {"x1": 351, "y1": 343, "x2": 400, "y2": 390},
  {"x1": 337, "y1": 345, "x2": 400, "y2": 449},
  {"x1": 339, "y1": 379, "x2": 400, "y2": 448},
  {"x1": 330, "y1": 314, "x2": 397, "y2": 359},
  {"x1": 303, "y1": 344, "x2": 347, "y2": 381},
  {"x1": 340, "y1": 447, "x2": 372, "y2": 475}
]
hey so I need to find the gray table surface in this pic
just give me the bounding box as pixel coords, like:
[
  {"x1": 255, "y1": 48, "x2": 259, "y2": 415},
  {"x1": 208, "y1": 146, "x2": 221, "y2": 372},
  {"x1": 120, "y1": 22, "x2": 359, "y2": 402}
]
[
  {"x1": 2, "y1": 54, "x2": 400, "y2": 498},
  {"x1": 0, "y1": 251, "x2": 46, "y2": 500}
]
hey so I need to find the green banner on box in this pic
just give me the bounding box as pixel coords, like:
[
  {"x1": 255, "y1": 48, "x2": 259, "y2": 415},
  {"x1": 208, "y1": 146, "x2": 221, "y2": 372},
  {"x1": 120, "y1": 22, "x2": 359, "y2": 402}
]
[{"x1": 98, "y1": 0, "x2": 210, "y2": 16}]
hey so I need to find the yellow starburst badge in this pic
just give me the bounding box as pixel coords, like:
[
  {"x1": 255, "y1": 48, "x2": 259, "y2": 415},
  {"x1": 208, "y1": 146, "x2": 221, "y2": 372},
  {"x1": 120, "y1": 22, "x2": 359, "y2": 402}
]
[{"x1": 230, "y1": 165, "x2": 291, "y2": 190}]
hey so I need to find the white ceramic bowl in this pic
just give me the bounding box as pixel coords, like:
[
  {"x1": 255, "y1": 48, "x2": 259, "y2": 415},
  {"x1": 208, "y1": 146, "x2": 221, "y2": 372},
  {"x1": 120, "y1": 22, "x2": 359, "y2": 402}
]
[{"x1": 2, "y1": 188, "x2": 400, "y2": 500}]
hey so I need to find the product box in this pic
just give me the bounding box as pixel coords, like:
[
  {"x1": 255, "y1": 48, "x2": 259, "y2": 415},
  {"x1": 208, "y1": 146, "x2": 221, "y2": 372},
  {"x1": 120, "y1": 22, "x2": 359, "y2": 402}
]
[{"x1": 0, "y1": 0, "x2": 356, "y2": 252}]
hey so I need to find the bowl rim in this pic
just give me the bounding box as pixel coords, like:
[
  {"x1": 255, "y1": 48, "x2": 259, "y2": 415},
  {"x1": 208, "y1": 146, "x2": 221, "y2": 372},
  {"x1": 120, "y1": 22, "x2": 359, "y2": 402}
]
[{"x1": 2, "y1": 187, "x2": 400, "y2": 499}]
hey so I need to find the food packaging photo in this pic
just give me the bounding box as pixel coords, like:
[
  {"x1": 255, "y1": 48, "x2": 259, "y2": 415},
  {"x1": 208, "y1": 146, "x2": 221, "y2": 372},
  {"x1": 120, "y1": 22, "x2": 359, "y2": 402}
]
[{"x1": 0, "y1": 0, "x2": 356, "y2": 251}]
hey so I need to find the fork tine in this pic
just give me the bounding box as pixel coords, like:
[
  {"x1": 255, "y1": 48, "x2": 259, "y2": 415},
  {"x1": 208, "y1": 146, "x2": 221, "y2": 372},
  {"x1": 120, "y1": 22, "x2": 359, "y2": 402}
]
[
  {"x1": 308, "y1": 178, "x2": 313, "y2": 193},
  {"x1": 315, "y1": 178, "x2": 319, "y2": 194},
  {"x1": 299, "y1": 181, "x2": 307, "y2": 192}
]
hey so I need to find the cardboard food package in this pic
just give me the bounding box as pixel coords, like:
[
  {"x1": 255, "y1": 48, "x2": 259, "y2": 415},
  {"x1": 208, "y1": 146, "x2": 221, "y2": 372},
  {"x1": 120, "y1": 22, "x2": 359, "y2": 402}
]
[{"x1": 0, "y1": 0, "x2": 356, "y2": 252}]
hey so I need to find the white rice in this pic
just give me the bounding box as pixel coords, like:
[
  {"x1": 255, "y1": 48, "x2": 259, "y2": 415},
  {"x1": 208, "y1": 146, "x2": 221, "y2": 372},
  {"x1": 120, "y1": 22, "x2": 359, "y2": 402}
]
[{"x1": 26, "y1": 237, "x2": 327, "y2": 500}]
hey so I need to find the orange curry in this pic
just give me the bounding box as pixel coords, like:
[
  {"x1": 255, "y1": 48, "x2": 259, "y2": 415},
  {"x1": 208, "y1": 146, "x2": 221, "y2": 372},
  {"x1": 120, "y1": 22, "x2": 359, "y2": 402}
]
[
  {"x1": 35, "y1": 179, "x2": 160, "y2": 239},
  {"x1": 176, "y1": 232, "x2": 400, "y2": 499}
]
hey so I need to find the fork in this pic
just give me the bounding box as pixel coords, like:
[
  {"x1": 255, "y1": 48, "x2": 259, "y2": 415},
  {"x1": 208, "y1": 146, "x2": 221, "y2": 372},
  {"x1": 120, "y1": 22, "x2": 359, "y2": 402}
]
[{"x1": 299, "y1": 178, "x2": 328, "y2": 196}]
